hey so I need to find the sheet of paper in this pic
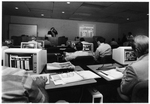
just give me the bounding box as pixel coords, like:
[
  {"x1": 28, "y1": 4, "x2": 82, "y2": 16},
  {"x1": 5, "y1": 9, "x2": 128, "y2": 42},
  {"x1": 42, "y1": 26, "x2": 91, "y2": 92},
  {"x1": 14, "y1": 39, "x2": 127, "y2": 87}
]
[
  {"x1": 31, "y1": 74, "x2": 50, "y2": 84},
  {"x1": 101, "y1": 69, "x2": 123, "y2": 79},
  {"x1": 47, "y1": 62, "x2": 75, "y2": 70},
  {"x1": 116, "y1": 67, "x2": 126, "y2": 73},
  {"x1": 51, "y1": 74, "x2": 65, "y2": 85},
  {"x1": 76, "y1": 70, "x2": 100, "y2": 79},
  {"x1": 59, "y1": 72, "x2": 83, "y2": 84},
  {"x1": 51, "y1": 72, "x2": 84, "y2": 85},
  {"x1": 98, "y1": 69, "x2": 123, "y2": 81}
]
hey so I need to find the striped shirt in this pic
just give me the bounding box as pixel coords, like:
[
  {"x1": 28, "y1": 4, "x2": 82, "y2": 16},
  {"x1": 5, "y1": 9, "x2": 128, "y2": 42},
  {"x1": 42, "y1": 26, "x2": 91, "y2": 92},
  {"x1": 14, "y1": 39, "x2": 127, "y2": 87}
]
[{"x1": 2, "y1": 66, "x2": 46, "y2": 103}]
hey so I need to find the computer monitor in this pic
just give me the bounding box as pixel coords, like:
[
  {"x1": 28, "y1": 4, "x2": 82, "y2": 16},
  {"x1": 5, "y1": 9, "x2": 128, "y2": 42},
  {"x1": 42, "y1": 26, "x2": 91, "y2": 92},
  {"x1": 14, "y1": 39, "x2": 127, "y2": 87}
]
[
  {"x1": 82, "y1": 42, "x2": 94, "y2": 52},
  {"x1": 36, "y1": 40, "x2": 45, "y2": 48},
  {"x1": 70, "y1": 41, "x2": 78, "y2": 48},
  {"x1": 112, "y1": 47, "x2": 137, "y2": 65},
  {"x1": 21, "y1": 42, "x2": 38, "y2": 48}
]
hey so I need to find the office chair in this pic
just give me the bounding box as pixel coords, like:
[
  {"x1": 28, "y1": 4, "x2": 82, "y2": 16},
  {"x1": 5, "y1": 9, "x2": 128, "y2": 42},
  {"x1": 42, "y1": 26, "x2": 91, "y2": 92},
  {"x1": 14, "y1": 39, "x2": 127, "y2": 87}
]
[
  {"x1": 131, "y1": 80, "x2": 148, "y2": 102},
  {"x1": 117, "y1": 80, "x2": 148, "y2": 103}
]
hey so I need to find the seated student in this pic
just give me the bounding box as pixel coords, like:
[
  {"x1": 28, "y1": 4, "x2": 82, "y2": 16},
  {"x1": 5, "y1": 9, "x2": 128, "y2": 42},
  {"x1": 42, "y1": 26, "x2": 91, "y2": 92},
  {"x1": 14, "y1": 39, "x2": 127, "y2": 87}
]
[
  {"x1": 28, "y1": 36, "x2": 43, "y2": 49},
  {"x1": 123, "y1": 32, "x2": 134, "y2": 46},
  {"x1": 44, "y1": 36, "x2": 52, "y2": 48},
  {"x1": 94, "y1": 37, "x2": 112, "y2": 61},
  {"x1": 64, "y1": 42, "x2": 94, "y2": 61},
  {"x1": 2, "y1": 66, "x2": 49, "y2": 103},
  {"x1": 118, "y1": 35, "x2": 148, "y2": 100}
]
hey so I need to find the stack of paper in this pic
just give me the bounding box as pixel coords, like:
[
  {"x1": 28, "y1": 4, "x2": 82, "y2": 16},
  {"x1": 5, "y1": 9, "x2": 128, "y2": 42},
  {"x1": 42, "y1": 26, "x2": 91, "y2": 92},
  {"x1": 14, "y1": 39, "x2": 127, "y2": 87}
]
[
  {"x1": 98, "y1": 69, "x2": 123, "y2": 81},
  {"x1": 47, "y1": 62, "x2": 75, "y2": 70}
]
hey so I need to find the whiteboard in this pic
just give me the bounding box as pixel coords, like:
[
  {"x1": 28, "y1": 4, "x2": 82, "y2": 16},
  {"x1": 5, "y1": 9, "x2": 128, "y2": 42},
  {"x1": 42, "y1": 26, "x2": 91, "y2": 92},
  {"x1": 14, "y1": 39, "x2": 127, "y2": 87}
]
[{"x1": 9, "y1": 24, "x2": 37, "y2": 38}]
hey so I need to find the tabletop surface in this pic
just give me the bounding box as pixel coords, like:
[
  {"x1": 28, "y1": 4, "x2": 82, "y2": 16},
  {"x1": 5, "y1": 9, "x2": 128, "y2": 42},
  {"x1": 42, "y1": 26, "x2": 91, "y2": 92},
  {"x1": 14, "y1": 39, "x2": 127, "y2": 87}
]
[{"x1": 45, "y1": 66, "x2": 97, "y2": 90}]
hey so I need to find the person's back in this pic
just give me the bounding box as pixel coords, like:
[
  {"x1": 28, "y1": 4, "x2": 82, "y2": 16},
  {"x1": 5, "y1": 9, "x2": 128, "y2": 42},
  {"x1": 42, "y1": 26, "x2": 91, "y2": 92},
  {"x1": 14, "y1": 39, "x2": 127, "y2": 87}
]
[
  {"x1": 110, "y1": 38, "x2": 118, "y2": 46},
  {"x1": 65, "y1": 42, "x2": 93, "y2": 61},
  {"x1": 94, "y1": 37, "x2": 112, "y2": 60},
  {"x1": 44, "y1": 36, "x2": 51, "y2": 48},
  {"x1": 28, "y1": 36, "x2": 43, "y2": 49},
  {"x1": 119, "y1": 35, "x2": 149, "y2": 97},
  {"x1": 2, "y1": 66, "x2": 48, "y2": 103}
]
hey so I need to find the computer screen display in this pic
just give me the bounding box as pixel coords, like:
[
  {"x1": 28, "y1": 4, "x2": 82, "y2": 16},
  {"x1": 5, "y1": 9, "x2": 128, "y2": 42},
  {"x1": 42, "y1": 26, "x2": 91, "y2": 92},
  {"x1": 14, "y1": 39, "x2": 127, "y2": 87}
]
[
  {"x1": 21, "y1": 42, "x2": 37, "y2": 48},
  {"x1": 124, "y1": 49, "x2": 137, "y2": 61},
  {"x1": 82, "y1": 43, "x2": 93, "y2": 52}
]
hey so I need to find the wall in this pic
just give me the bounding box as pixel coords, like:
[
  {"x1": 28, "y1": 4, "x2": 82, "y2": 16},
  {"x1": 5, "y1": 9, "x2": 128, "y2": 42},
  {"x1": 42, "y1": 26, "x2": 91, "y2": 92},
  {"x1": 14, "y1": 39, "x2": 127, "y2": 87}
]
[
  {"x1": 9, "y1": 16, "x2": 119, "y2": 43},
  {"x1": 118, "y1": 19, "x2": 148, "y2": 39},
  {"x1": 2, "y1": 15, "x2": 11, "y2": 42}
]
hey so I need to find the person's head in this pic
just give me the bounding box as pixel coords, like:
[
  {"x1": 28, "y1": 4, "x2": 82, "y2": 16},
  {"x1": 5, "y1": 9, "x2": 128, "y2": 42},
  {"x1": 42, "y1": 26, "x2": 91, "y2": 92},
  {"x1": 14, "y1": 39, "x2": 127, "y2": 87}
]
[
  {"x1": 31, "y1": 36, "x2": 36, "y2": 41},
  {"x1": 45, "y1": 36, "x2": 48, "y2": 40},
  {"x1": 131, "y1": 35, "x2": 149, "y2": 58},
  {"x1": 112, "y1": 38, "x2": 115, "y2": 41},
  {"x1": 97, "y1": 37, "x2": 105, "y2": 46},
  {"x1": 75, "y1": 42, "x2": 83, "y2": 51},
  {"x1": 75, "y1": 37, "x2": 80, "y2": 41},
  {"x1": 80, "y1": 38, "x2": 85, "y2": 42}
]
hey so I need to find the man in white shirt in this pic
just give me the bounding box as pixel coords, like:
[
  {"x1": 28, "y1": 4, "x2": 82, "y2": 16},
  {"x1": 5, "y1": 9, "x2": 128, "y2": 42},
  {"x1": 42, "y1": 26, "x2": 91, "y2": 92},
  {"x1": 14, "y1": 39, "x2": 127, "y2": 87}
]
[
  {"x1": 65, "y1": 42, "x2": 94, "y2": 61},
  {"x1": 28, "y1": 36, "x2": 43, "y2": 49},
  {"x1": 94, "y1": 37, "x2": 112, "y2": 61}
]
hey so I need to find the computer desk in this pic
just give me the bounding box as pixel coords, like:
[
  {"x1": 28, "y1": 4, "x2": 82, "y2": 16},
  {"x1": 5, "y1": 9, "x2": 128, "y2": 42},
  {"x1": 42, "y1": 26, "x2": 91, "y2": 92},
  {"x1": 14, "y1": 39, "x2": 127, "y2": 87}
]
[
  {"x1": 45, "y1": 66, "x2": 97, "y2": 90},
  {"x1": 81, "y1": 63, "x2": 123, "y2": 82}
]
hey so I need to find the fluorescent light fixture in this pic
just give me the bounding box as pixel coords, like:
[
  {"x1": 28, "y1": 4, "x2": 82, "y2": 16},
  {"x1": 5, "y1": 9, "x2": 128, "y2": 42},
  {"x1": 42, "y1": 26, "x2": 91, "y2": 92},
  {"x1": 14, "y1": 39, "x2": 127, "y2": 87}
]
[
  {"x1": 15, "y1": 7, "x2": 18, "y2": 9},
  {"x1": 41, "y1": 14, "x2": 44, "y2": 16},
  {"x1": 67, "y1": 2, "x2": 70, "y2": 4}
]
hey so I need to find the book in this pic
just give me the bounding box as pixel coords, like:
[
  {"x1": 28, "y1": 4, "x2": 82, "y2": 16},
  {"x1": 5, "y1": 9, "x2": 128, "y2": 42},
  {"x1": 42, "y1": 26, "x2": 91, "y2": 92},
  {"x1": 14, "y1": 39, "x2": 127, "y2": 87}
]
[
  {"x1": 98, "y1": 69, "x2": 123, "y2": 81},
  {"x1": 47, "y1": 61, "x2": 75, "y2": 70},
  {"x1": 51, "y1": 70, "x2": 100, "y2": 85}
]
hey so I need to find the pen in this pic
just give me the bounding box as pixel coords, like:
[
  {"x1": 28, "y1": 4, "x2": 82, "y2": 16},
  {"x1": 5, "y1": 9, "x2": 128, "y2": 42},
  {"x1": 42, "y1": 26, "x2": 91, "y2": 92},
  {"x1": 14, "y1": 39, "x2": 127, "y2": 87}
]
[{"x1": 99, "y1": 71, "x2": 108, "y2": 76}]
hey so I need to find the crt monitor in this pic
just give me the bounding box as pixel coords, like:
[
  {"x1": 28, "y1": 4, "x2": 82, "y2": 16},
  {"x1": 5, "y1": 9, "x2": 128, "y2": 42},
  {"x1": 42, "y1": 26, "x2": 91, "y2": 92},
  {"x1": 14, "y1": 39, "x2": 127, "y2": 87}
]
[
  {"x1": 21, "y1": 42, "x2": 38, "y2": 48},
  {"x1": 112, "y1": 47, "x2": 137, "y2": 65},
  {"x1": 36, "y1": 40, "x2": 45, "y2": 48},
  {"x1": 82, "y1": 42, "x2": 94, "y2": 52}
]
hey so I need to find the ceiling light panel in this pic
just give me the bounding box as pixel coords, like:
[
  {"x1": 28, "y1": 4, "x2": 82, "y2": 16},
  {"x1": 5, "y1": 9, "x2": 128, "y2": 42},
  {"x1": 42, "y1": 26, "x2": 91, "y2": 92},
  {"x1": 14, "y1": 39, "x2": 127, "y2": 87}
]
[
  {"x1": 25, "y1": 2, "x2": 53, "y2": 10},
  {"x1": 81, "y1": 2, "x2": 108, "y2": 9}
]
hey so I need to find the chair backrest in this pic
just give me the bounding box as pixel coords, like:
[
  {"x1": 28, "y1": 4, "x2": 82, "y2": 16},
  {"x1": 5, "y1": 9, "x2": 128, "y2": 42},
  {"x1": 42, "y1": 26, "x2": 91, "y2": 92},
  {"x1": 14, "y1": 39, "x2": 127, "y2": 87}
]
[{"x1": 131, "y1": 80, "x2": 148, "y2": 103}]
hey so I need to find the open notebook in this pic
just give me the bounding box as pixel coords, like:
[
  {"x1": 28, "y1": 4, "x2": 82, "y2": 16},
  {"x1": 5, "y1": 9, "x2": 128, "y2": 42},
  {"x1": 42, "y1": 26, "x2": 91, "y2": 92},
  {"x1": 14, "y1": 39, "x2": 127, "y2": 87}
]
[{"x1": 51, "y1": 70, "x2": 100, "y2": 85}]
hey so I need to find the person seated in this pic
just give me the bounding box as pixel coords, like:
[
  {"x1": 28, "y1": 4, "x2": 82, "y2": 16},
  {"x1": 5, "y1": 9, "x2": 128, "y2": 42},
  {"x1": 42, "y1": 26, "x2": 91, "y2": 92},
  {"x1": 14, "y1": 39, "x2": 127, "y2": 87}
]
[
  {"x1": 118, "y1": 35, "x2": 148, "y2": 101},
  {"x1": 123, "y1": 32, "x2": 134, "y2": 46},
  {"x1": 110, "y1": 38, "x2": 119, "y2": 49},
  {"x1": 64, "y1": 42, "x2": 94, "y2": 61},
  {"x1": 28, "y1": 36, "x2": 43, "y2": 49},
  {"x1": 74, "y1": 36, "x2": 80, "y2": 41},
  {"x1": 44, "y1": 36, "x2": 52, "y2": 48},
  {"x1": 2, "y1": 66, "x2": 49, "y2": 103},
  {"x1": 94, "y1": 37, "x2": 112, "y2": 62}
]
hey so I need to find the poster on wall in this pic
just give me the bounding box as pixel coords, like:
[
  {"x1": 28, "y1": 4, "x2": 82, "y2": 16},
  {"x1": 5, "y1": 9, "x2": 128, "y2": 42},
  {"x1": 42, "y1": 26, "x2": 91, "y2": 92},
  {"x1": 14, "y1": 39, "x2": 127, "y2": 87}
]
[{"x1": 79, "y1": 24, "x2": 95, "y2": 37}]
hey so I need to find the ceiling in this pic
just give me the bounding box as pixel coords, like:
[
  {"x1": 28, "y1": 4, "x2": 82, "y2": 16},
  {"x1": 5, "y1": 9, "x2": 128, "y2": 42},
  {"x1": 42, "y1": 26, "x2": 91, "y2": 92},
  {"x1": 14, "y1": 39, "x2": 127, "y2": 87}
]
[{"x1": 2, "y1": 1, "x2": 149, "y2": 24}]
